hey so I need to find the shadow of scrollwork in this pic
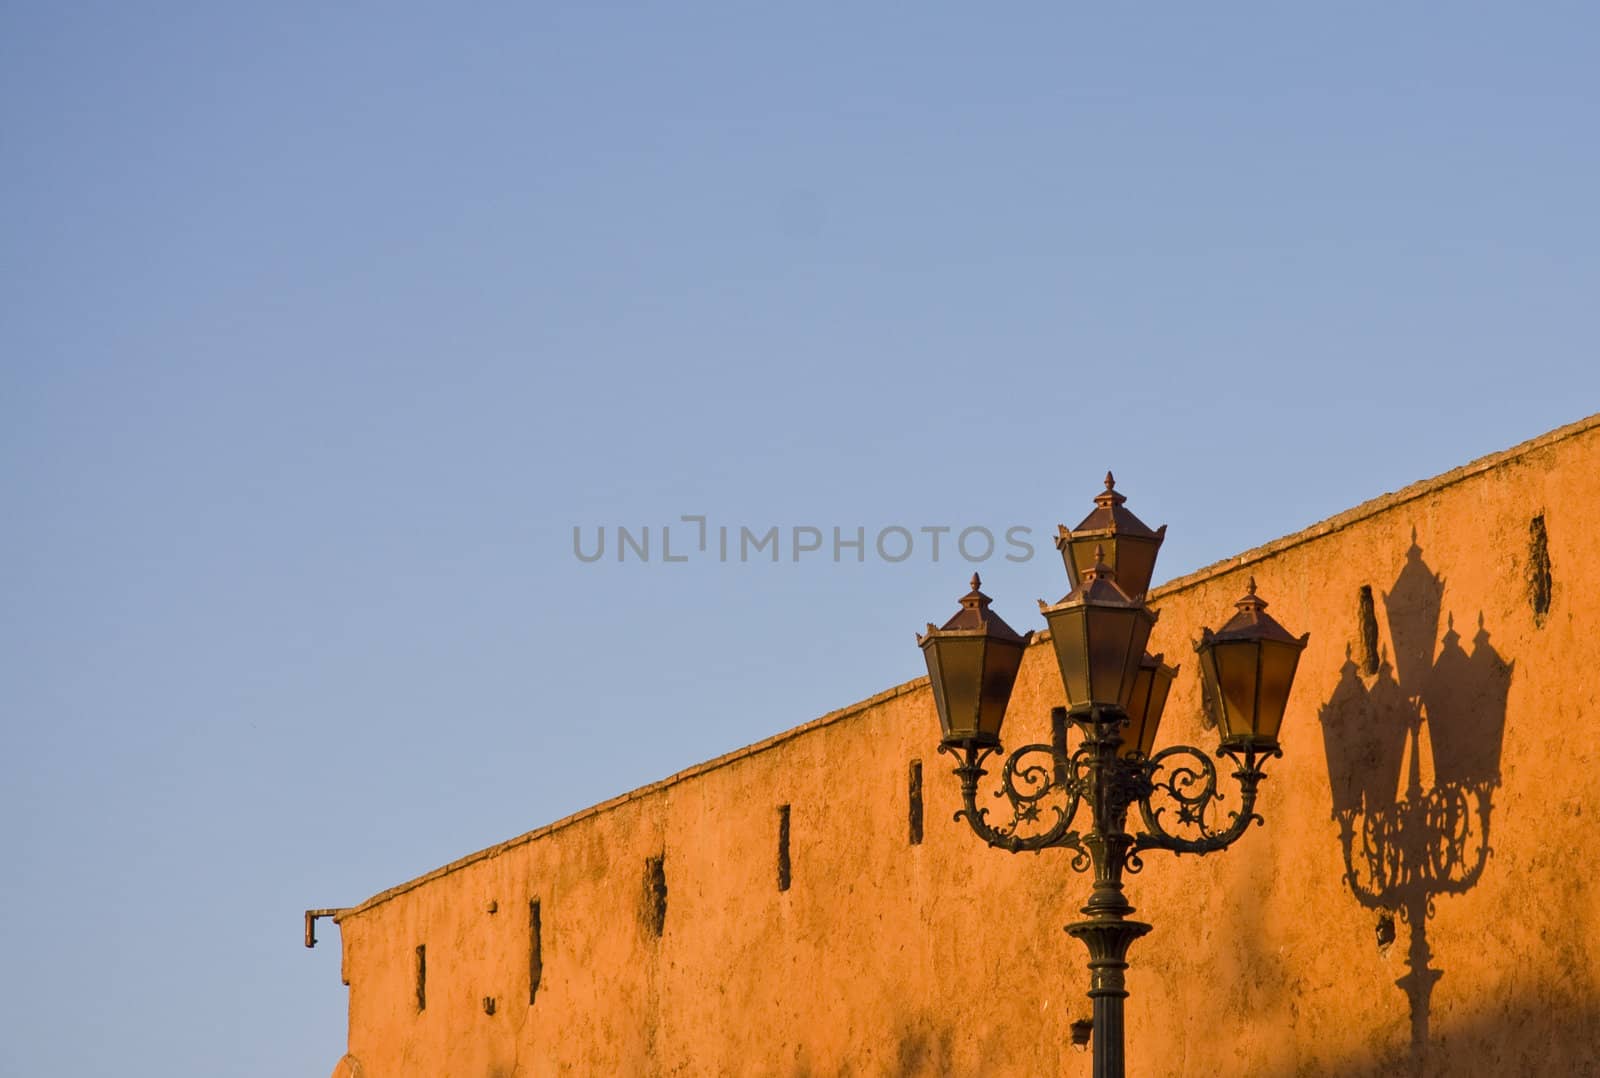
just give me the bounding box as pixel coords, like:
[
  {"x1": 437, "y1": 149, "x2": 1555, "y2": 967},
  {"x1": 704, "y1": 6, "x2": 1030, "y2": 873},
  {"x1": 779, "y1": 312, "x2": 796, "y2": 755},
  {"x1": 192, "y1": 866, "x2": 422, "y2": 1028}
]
[{"x1": 1317, "y1": 536, "x2": 1513, "y2": 1075}]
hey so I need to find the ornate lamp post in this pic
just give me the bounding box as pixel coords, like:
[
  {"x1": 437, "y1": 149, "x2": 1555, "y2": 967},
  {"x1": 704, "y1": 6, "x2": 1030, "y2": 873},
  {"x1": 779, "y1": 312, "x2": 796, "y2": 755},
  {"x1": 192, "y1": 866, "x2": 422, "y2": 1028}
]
[{"x1": 917, "y1": 476, "x2": 1310, "y2": 1078}]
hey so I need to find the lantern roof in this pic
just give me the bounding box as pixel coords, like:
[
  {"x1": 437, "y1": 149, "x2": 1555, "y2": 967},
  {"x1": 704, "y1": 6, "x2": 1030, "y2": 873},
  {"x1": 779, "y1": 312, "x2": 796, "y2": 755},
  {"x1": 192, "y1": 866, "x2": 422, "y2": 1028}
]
[
  {"x1": 1207, "y1": 578, "x2": 1308, "y2": 646},
  {"x1": 1056, "y1": 472, "x2": 1165, "y2": 544},
  {"x1": 918, "y1": 573, "x2": 1029, "y2": 645},
  {"x1": 1042, "y1": 546, "x2": 1150, "y2": 613}
]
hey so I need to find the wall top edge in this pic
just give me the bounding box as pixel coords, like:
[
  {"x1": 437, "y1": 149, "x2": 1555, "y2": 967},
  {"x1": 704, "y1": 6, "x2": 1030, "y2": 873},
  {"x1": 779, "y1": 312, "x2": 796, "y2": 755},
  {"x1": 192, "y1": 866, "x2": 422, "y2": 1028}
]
[
  {"x1": 337, "y1": 674, "x2": 930, "y2": 923},
  {"x1": 335, "y1": 410, "x2": 1600, "y2": 924},
  {"x1": 1144, "y1": 409, "x2": 1600, "y2": 603}
]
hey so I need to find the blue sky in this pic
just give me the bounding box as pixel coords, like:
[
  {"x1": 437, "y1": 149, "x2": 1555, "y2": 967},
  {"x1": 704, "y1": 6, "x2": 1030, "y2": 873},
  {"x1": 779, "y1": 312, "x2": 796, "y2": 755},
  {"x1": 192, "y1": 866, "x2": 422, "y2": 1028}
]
[{"x1": 3, "y1": 4, "x2": 1597, "y2": 1074}]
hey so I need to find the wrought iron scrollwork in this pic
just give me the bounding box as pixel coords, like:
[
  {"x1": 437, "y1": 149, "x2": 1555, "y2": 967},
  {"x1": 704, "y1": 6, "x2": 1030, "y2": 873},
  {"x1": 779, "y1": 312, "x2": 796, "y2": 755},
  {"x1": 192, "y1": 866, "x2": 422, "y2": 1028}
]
[
  {"x1": 936, "y1": 699, "x2": 1288, "y2": 1078},
  {"x1": 939, "y1": 740, "x2": 1086, "y2": 857},
  {"x1": 1133, "y1": 744, "x2": 1273, "y2": 856},
  {"x1": 942, "y1": 714, "x2": 1277, "y2": 867}
]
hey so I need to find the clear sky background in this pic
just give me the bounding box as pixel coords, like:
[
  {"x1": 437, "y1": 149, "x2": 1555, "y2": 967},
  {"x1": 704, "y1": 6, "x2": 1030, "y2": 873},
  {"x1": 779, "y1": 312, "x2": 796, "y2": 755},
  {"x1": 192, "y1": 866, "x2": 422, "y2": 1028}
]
[{"x1": 3, "y1": 4, "x2": 1597, "y2": 1074}]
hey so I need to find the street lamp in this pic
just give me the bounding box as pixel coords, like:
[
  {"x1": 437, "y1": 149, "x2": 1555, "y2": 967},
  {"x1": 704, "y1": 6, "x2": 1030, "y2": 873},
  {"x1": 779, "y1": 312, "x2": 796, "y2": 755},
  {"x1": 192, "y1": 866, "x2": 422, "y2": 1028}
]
[{"x1": 918, "y1": 476, "x2": 1309, "y2": 1078}]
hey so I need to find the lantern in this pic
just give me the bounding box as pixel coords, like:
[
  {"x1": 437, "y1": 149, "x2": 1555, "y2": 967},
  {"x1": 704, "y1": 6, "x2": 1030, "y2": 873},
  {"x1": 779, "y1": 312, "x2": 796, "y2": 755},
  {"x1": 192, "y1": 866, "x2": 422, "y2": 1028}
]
[
  {"x1": 1120, "y1": 653, "x2": 1178, "y2": 757},
  {"x1": 1196, "y1": 578, "x2": 1309, "y2": 750},
  {"x1": 918, "y1": 574, "x2": 1032, "y2": 748},
  {"x1": 1055, "y1": 472, "x2": 1167, "y2": 600},
  {"x1": 1039, "y1": 547, "x2": 1157, "y2": 716}
]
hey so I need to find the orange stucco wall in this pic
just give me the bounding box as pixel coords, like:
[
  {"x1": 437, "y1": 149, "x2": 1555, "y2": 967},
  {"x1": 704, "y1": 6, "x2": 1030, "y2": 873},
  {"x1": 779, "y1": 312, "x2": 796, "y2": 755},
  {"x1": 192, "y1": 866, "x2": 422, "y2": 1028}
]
[{"x1": 328, "y1": 416, "x2": 1600, "y2": 1077}]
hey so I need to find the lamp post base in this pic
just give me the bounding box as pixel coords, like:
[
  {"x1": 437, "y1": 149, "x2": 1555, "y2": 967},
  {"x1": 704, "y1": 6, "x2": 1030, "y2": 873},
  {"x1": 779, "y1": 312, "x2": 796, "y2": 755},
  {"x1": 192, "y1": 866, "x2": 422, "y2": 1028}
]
[{"x1": 1066, "y1": 917, "x2": 1152, "y2": 1078}]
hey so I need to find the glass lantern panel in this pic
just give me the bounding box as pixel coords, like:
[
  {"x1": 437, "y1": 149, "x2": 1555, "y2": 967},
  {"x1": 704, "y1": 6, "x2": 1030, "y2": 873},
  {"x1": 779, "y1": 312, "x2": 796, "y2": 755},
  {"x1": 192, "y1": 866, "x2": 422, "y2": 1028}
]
[
  {"x1": 1058, "y1": 541, "x2": 1080, "y2": 584},
  {"x1": 978, "y1": 639, "x2": 1025, "y2": 740},
  {"x1": 1116, "y1": 537, "x2": 1160, "y2": 600},
  {"x1": 1085, "y1": 606, "x2": 1132, "y2": 707},
  {"x1": 1213, "y1": 639, "x2": 1261, "y2": 739},
  {"x1": 1047, "y1": 607, "x2": 1091, "y2": 710},
  {"x1": 1068, "y1": 536, "x2": 1119, "y2": 587},
  {"x1": 1198, "y1": 645, "x2": 1226, "y2": 732},
  {"x1": 1254, "y1": 638, "x2": 1303, "y2": 742},
  {"x1": 924, "y1": 643, "x2": 949, "y2": 734},
  {"x1": 1086, "y1": 607, "x2": 1151, "y2": 709},
  {"x1": 925, "y1": 635, "x2": 985, "y2": 741}
]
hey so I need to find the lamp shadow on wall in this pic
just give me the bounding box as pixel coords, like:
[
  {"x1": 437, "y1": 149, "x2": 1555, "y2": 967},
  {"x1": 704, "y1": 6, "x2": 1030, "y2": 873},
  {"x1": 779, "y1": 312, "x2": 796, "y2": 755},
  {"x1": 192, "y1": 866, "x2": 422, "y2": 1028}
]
[{"x1": 1315, "y1": 534, "x2": 1513, "y2": 1076}]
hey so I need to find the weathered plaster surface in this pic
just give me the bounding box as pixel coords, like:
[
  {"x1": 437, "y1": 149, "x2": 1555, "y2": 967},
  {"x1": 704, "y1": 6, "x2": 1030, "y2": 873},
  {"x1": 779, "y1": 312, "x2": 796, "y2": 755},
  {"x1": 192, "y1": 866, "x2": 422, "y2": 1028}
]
[{"x1": 331, "y1": 415, "x2": 1600, "y2": 1077}]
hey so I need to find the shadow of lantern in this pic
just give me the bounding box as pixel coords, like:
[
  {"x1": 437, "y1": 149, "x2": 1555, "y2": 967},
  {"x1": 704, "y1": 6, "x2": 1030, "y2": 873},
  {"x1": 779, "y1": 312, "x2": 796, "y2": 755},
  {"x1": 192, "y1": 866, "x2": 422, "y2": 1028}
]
[{"x1": 1317, "y1": 536, "x2": 1513, "y2": 1075}]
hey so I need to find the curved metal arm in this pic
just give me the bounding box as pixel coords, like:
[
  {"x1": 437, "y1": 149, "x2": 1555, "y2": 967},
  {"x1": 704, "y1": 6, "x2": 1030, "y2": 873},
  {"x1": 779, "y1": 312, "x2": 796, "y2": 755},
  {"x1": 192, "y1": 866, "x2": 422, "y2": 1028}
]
[
  {"x1": 938, "y1": 741, "x2": 1086, "y2": 856},
  {"x1": 1132, "y1": 744, "x2": 1271, "y2": 856}
]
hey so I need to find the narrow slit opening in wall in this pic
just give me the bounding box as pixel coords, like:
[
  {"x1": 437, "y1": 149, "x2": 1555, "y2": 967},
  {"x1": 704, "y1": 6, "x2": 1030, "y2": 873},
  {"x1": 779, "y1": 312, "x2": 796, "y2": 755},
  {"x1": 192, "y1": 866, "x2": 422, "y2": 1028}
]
[
  {"x1": 414, "y1": 944, "x2": 426, "y2": 1012},
  {"x1": 777, "y1": 804, "x2": 792, "y2": 891},
  {"x1": 645, "y1": 855, "x2": 667, "y2": 937},
  {"x1": 1358, "y1": 585, "x2": 1379, "y2": 675},
  {"x1": 528, "y1": 899, "x2": 542, "y2": 1005},
  {"x1": 908, "y1": 760, "x2": 924, "y2": 845},
  {"x1": 1529, "y1": 514, "x2": 1552, "y2": 623}
]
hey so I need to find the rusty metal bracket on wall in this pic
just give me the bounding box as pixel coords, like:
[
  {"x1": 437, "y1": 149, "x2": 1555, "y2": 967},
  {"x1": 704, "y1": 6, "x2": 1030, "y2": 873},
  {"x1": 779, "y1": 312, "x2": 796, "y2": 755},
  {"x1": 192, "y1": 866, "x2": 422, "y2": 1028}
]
[{"x1": 305, "y1": 908, "x2": 346, "y2": 948}]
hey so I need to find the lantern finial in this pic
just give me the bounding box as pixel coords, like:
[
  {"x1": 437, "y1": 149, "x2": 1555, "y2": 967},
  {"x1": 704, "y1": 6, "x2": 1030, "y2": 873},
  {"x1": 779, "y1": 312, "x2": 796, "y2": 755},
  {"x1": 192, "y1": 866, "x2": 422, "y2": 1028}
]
[{"x1": 1094, "y1": 475, "x2": 1128, "y2": 510}]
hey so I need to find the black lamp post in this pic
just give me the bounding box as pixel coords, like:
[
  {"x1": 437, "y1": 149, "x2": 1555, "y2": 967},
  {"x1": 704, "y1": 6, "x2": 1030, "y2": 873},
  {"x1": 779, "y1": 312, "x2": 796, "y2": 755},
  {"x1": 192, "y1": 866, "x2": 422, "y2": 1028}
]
[{"x1": 918, "y1": 476, "x2": 1309, "y2": 1078}]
